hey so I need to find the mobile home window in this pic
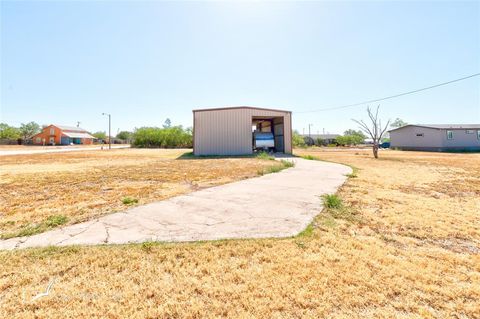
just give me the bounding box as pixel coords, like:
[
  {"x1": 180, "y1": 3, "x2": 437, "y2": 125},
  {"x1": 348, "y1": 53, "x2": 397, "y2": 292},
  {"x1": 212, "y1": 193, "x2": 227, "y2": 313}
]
[
  {"x1": 446, "y1": 130, "x2": 453, "y2": 140},
  {"x1": 466, "y1": 130, "x2": 474, "y2": 134},
  {"x1": 478, "y1": 130, "x2": 480, "y2": 140}
]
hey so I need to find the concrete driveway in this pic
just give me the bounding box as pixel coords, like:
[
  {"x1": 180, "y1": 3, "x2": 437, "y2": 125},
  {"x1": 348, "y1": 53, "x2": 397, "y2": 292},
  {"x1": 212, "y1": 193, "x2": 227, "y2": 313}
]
[{"x1": 0, "y1": 157, "x2": 351, "y2": 250}]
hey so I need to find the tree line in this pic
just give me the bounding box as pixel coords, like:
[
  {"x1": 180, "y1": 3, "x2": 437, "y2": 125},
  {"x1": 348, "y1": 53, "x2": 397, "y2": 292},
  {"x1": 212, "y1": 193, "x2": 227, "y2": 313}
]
[
  {"x1": 0, "y1": 122, "x2": 41, "y2": 140},
  {"x1": 0, "y1": 118, "x2": 193, "y2": 148}
]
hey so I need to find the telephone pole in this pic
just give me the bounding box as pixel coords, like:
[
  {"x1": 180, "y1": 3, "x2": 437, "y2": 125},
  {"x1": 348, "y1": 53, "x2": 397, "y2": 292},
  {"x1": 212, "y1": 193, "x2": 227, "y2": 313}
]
[
  {"x1": 102, "y1": 113, "x2": 111, "y2": 150},
  {"x1": 308, "y1": 124, "x2": 313, "y2": 138}
]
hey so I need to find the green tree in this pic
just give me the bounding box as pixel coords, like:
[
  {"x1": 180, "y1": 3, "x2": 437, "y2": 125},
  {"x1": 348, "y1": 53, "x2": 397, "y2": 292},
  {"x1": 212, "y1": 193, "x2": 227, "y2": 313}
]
[
  {"x1": 93, "y1": 131, "x2": 107, "y2": 140},
  {"x1": 390, "y1": 118, "x2": 408, "y2": 128},
  {"x1": 116, "y1": 131, "x2": 132, "y2": 140},
  {"x1": 132, "y1": 126, "x2": 192, "y2": 148},
  {"x1": 163, "y1": 118, "x2": 172, "y2": 129},
  {"x1": 0, "y1": 123, "x2": 21, "y2": 139},
  {"x1": 344, "y1": 129, "x2": 366, "y2": 139},
  {"x1": 19, "y1": 122, "x2": 40, "y2": 140},
  {"x1": 315, "y1": 137, "x2": 325, "y2": 146},
  {"x1": 292, "y1": 130, "x2": 306, "y2": 147}
]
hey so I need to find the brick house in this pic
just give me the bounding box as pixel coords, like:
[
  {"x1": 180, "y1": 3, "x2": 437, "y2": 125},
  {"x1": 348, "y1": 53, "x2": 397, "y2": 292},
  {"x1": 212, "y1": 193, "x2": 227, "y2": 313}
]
[{"x1": 32, "y1": 125, "x2": 95, "y2": 145}]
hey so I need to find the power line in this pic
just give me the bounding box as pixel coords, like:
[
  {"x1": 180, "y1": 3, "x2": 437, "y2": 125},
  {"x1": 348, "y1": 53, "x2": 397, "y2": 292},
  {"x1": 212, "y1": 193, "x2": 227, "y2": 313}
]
[{"x1": 295, "y1": 73, "x2": 480, "y2": 113}]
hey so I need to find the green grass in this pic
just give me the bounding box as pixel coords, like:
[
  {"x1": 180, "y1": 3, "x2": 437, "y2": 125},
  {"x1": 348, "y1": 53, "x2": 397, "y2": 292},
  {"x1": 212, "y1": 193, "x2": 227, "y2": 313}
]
[
  {"x1": 256, "y1": 151, "x2": 275, "y2": 160},
  {"x1": 122, "y1": 197, "x2": 139, "y2": 205},
  {"x1": 297, "y1": 222, "x2": 315, "y2": 237},
  {"x1": 45, "y1": 215, "x2": 68, "y2": 227},
  {"x1": 301, "y1": 154, "x2": 318, "y2": 160},
  {"x1": 321, "y1": 194, "x2": 360, "y2": 224},
  {"x1": 1, "y1": 215, "x2": 69, "y2": 240},
  {"x1": 257, "y1": 160, "x2": 295, "y2": 176},
  {"x1": 280, "y1": 159, "x2": 295, "y2": 168},
  {"x1": 322, "y1": 194, "x2": 343, "y2": 209}
]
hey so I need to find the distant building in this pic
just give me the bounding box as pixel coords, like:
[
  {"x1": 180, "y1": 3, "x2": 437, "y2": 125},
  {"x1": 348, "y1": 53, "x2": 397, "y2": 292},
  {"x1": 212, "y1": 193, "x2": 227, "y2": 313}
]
[
  {"x1": 302, "y1": 134, "x2": 340, "y2": 146},
  {"x1": 389, "y1": 124, "x2": 480, "y2": 151},
  {"x1": 32, "y1": 124, "x2": 95, "y2": 145}
]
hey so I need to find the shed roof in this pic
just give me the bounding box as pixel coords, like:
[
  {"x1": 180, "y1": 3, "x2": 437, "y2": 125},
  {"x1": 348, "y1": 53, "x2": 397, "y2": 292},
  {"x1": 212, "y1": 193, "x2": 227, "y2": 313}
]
[
  {"x1": 193, "y1": 106, "x2": 291, "y2": 113},
  {"x1": 389, "y1": 124, "x2": 480, "y2": 132}
]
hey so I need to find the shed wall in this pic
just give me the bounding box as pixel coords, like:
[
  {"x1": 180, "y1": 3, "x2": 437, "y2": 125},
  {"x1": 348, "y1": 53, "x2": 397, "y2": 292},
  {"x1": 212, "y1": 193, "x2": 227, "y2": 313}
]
[{"x1": 194, "y1": 108, "x2": 292, "y2": 155}]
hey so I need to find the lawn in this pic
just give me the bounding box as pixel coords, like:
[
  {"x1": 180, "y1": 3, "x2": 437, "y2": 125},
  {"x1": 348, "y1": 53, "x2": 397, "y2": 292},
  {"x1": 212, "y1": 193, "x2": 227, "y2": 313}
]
[
  {"x1": 0, "y1": 148, "x2": 280, "y2": 239},
  {"x1": 0, "y1": 148, "x2": 479, "y2": 318}
]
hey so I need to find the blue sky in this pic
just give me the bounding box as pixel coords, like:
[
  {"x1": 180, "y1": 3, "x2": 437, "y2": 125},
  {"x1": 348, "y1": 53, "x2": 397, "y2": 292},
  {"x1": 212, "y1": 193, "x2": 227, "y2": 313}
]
[{"x1": 1, "y1": 1, "x2": 479, "y2": 135}]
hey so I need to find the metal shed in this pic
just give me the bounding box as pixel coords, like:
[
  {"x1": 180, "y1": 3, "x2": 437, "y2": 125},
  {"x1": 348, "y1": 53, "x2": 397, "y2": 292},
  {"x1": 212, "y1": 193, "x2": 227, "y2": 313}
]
[{"x1": 193, "y1": 106, "x2": 292, "y2": 156}]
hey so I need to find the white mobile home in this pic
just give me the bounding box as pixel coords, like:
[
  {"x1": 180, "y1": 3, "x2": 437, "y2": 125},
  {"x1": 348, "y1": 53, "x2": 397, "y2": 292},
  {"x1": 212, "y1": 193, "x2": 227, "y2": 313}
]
[{"x1": 389, "y1": 124, "x2": 480, "y2": 151}]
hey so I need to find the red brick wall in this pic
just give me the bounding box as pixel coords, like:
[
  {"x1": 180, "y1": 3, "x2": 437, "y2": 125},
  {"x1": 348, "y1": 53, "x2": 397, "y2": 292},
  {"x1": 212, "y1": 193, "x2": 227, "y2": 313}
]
[{"x1": 32, "y1": 125, "x2": 63, "y2": 145}]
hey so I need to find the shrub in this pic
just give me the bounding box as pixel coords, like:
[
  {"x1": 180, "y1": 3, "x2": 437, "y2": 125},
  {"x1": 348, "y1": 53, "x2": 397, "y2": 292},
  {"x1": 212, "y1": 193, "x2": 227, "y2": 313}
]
[
  {"x1": 122, "y1": 197, "x2": 139, "y2": 205},
  {"x1": 132, "y1": 126, "x2": 192, "y2": 148},
  {"x1": 322, "y1": 194, "x2": 342, "y2": 209},
  {"x1": 292, "y1": 130, "x2": 306, "y2": 147}
]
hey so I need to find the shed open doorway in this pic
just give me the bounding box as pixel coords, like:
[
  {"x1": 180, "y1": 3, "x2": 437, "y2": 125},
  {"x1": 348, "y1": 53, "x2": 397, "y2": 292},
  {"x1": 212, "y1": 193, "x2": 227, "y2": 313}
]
[{"x1": 252, "y1": 116, "x2": 285, "y2": 153}]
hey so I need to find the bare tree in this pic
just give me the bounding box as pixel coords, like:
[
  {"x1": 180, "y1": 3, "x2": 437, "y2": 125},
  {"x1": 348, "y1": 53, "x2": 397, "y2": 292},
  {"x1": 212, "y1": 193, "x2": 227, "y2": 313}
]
[{"x1": 352, "y1": 105, "x2": 390, "y2": 159}]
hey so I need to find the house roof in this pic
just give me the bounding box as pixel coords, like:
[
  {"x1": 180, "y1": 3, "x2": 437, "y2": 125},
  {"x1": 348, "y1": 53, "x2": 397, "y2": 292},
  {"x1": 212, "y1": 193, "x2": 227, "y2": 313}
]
[
  {"x1": 193, "y1": 106, "x2": 291, "y2": 113},
  {"x1": 62, "y1": 131, "x2": 95, "y2": 139},
  {"x1": 54, "y1": 124, "x2": 89, "y2": 132},
  {"x1": 389, "y1": 124, "x2": 480, "y2": 132}
]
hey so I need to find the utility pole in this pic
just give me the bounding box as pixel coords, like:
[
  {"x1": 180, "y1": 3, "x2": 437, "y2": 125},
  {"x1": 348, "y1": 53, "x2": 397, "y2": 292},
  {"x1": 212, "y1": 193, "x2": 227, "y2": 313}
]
[
  {"x1": 102, "y1": 113, "x2": 111, "y2": 150},
  {"x1": 308, "y1": 124, "x2": 313, "y2": 138}
]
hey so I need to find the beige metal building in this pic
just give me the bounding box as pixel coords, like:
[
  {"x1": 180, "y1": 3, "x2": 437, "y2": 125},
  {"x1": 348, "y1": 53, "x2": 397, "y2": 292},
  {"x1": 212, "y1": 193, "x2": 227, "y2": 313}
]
[{"x1": 193, "y1": 106, "x2": 292, "y2": 156}]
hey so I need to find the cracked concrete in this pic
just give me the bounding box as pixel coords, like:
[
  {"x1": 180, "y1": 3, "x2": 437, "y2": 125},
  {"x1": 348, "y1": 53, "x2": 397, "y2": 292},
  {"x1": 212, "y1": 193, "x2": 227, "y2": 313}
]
[{"x1": 0, "y1": 157, "x2": 351, "y2": 250}]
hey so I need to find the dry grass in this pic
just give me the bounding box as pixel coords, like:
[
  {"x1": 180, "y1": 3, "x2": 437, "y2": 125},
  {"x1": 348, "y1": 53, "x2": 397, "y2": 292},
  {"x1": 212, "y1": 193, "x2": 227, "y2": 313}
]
[
  {"x1": 0, "y1": 148, "x2": 479, "y2": 318},
  {"x1": 0, "y1": 149, "x2": 279, "y2": 238}
]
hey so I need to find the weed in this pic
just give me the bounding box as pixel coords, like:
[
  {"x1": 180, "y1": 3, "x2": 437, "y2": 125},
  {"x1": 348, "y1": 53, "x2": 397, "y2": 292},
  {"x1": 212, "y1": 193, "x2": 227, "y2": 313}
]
[
  {"x1": 281, "y1": 160, "x2": 295, "y2": 168},
  {"x1": 295, "y1": 241, "x2": 306, "y2": 249},
  {"x1": 122, "y1": 197, "x2": 139, "y2": 205},
  {"x1": 15, "y1": 224, "x2": 43, "y2": 238},
  {"x1": 297, "y1": 223, "x2": 314, "y2": 237},
  {"x1": 45, "y1": 215, "x2": 68, "y2": 228},
  {"x1": 256, "y1": 151, "x2": 275, "y2": 160},
  {"x1": 301, "y1": 155, "x2": 317, "y2": 160},
  {"x1": 258, "y1": 160, "x2": 294, "y2": 176},
  {"x1": 322, "y1": 194, "x2": 343, "y2": 209},
  {"x1": 346, "y1": 172, "x2": 358, "y2": 178},
  {"x1": 141, "y1": 241, "x2": 155, "y2": 252},
  {"x1": 1, "y1": 215, "x2": 70, "y2": 239},
  {"x1": 320, "y1": 215, "x2": 337, "y2": 228}
]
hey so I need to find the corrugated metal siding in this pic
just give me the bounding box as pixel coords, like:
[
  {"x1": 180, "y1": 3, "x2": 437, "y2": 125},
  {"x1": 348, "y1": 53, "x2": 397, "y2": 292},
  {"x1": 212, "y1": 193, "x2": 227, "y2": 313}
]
[{"x1": 194, "y1": 108, "x2": 292, "y2": 155}]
